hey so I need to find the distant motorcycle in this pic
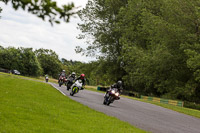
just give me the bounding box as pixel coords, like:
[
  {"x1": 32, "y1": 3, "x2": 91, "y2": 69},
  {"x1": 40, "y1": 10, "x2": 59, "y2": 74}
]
[
  {"x1": 70, "y1": 80, "x2": 83, "y2": 96},
  {"x1": 66, "y1": 77, "x2": 75, "y2": 91},
  {"x1": 103, "y1": 88, "x2": 120, "y2": 106},
  {"x1": 58, "y1": 76, "x2": 66, "y2": 87},
  {"x1": 45, "y1": 76, "x2": 49, "y2": 82}
]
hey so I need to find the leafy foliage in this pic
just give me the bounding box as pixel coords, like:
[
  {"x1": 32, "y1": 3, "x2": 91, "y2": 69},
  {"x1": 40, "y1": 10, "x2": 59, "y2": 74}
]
[
  {"x1": 0, "y1": 46, "x2": 42, "y2": 76},
  {"x1": 35, "y1": 48, "x2": 62, "y2": 78},
  {"x1": 77, "y1": 0, "x2": 200, "y2": 104},
  {"x1": 77, "y1": 0, "x2": 128, "y2": 86},
  {"x1": 1, "y1": 0, "x2": 75, "y2": 25},
  {"x1": 0, "y1": 46, "x2": 63, "y2": 78},
  {"x1": 0, "y1": 7, "x2": 2, "y2": 18}
]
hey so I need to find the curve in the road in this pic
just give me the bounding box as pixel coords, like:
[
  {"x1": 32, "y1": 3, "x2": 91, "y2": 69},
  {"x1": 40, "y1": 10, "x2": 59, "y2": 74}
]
[{"x1": 49, "y1": 83, "x2": 200, "y2": 133}]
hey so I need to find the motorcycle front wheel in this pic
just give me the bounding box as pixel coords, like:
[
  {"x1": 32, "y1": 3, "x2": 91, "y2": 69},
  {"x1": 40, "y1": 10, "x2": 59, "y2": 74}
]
[
  {"x1": 107, "y1": 96, "x2": 114, "y2": 106},
  {"x1": 70, "y1": 87, "x2": 78, "y2": 96}
]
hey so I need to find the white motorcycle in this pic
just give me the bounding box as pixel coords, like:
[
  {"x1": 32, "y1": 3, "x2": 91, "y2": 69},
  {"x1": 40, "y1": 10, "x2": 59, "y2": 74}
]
[{"x1": 70, "y1": 80, "x2": 83, "y2": 96}]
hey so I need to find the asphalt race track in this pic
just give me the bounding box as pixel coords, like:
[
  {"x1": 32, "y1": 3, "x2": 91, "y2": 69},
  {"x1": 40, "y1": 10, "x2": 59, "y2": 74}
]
[{"x1": 50, "y1": 83, "x2": 200, "y2": 133}]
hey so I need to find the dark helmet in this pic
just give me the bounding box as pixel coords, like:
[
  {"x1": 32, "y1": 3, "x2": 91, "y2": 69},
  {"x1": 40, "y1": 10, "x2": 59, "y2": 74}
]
[
  {"x1": 117, "y1": 80, "x2": 122, "y2": 87},
  {"x1": 80, "y1": 74, "x2": 85, "y2": 79}
]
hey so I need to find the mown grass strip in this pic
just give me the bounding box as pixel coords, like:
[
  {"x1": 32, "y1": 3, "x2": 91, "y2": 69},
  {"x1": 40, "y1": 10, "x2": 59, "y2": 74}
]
[
  {"x1": 0, "y1": 74, "x2": 146, "y2": 133},
  {"x1": 0, "y1": 72, "x2": 59, "y2": 85}
]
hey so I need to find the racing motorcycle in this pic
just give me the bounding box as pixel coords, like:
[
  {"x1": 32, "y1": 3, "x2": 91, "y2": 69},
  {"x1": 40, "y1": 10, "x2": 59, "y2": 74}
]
[
  {"x1": 45, "y1": 76, "x2": 49, "y2": 82},
  {"x1": 66, "y1": 77, "x2": 75, "y2": 91},
  {"x1": 103, "y1": 88, "x2": 120, "y2": 106},
  {"x1": 70, "y1": 80, "x2": 83, "y2": 96},
  {"x1": 58, "y1": 76, "x2": 67, "y2": 87}
]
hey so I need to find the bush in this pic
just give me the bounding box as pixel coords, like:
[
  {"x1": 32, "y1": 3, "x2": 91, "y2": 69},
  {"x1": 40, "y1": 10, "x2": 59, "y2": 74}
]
[{"x1": 184, "y1": 101, "x2": 200, "y2": 110}]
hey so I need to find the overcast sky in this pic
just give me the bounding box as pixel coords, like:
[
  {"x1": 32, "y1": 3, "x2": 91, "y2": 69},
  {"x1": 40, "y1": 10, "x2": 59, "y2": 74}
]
[{"x1": 0, "y1": 0, "x2": 95, "y2": 62}]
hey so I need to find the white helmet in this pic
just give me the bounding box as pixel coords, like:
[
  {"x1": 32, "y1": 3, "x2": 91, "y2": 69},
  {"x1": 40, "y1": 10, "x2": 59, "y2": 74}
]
[
  {"x1": 72, "y1": 72, "x2": 76, "y2": 75},
  {"x1": 62, "y1": 70, "x2": 65, "y2": 72}
]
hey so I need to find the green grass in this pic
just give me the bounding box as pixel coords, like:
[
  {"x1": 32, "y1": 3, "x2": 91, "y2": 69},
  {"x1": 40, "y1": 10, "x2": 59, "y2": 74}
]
[
  {"x1": 0, "y1": 74, "x2": 146, "y2": 133},
  {"x1": 37, "y1": 76, "x2": 58, "y2": 84},
  {"x1": 0, "y1": 72, "x2": 43, "y2": 82},
  {"x1": 0, "y1": 72, "x2": 58, "y2": 84}
]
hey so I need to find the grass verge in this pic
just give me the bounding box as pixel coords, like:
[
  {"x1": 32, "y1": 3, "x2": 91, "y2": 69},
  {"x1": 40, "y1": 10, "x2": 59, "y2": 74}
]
[{"x1": 0, "y1": 74, "x2": 146, "y2": 133}]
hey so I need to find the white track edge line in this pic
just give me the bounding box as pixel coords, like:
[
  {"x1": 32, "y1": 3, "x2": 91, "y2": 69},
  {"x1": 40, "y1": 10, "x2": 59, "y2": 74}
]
[{"x1": 49, "y1": 82, "x2": 66, "y2": 96}]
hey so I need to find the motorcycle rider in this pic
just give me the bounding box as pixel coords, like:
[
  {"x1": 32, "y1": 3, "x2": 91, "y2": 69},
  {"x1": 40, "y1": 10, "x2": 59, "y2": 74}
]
[
  {"x1": 68, "y1": 72, "x2": 76, "y2": 79},
  {"x1": 105, "y1": 80, "x2": 123, "y2": 99},
  {"x1": 45, "y1": 74, "x2": 48, "y2": 82},
  {"x1": 74, "y1": 74, "x2": 86, "y2": 90},
  {"x1": 66, "y1": 72, "x2": 76, "y2": 90},
  {"x1": 58, "y1": 70, "x2": 67, "y2": 83}
]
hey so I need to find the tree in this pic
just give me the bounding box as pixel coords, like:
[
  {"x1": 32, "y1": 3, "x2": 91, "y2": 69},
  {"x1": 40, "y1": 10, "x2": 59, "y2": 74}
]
[
  {"x1": 0, "y1": 46, "x2": 21, "y2": 70},
  {"x1": 1, "y1": 0, "x2": 75, "y2": 25},
  {"x1": 77, "y1": 0, "x2": 128, "y2": 58},
  {"x1": 0, "y1": 46, "x2": 42, "y2": 76},
  {"x1": 77, "y1": 0, "x2": 128, "y2": 83},
  {"x1": 182, "y1": 43, "x2": 200, "y2": 102},
  {"x1": 61, "y1": 58, "x2": 82, "y2": 74},
  {"x1": 77, "y1": 0, "x2": 200, "y2": 103},
  {"x1": 0, "y1": 7, "x2": 2, "y2": 18},
  {"x1": 118, "y1": 0, "x2": 200, "y2": 101},
  {"x1": 0, "y1": 45, "x2": 4, "y2": 50},
  {"x1": 18, "y1": 47, "x2": 42, "y2": 76},
  {"x1": 35, "y1": 48, "x2": 62, "y2": 78}
]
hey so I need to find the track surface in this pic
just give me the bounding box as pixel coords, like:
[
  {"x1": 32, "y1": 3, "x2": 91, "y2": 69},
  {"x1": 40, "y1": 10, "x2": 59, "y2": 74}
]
[{"x1": 50, "y1": 83, "x2": 200, "y2": 133}]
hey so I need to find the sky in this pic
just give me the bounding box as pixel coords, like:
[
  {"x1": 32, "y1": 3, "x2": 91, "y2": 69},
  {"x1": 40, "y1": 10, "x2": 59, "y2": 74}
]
[{"x1": 0, "y1": 0, "x2": 95, "y2": 62}]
